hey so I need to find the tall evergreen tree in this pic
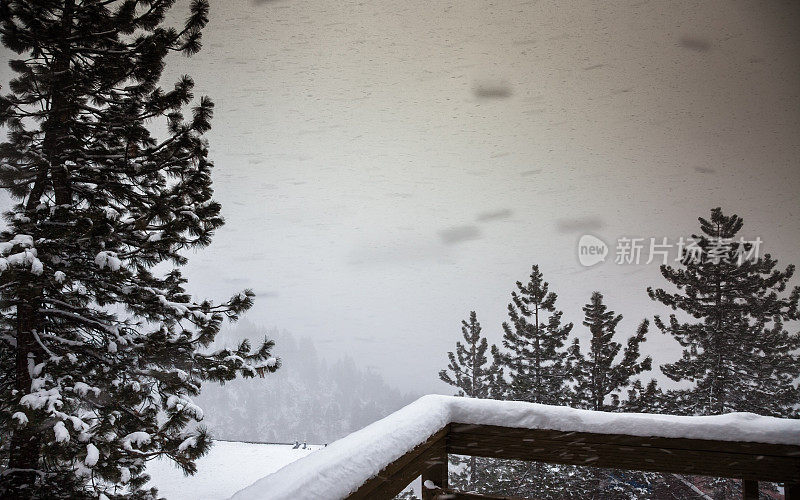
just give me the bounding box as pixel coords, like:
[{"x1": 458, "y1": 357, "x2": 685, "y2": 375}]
[
  {"x1": 0, "y1": 1, "x2": 279, "y2": 498},
  {"x1": 481, "y1": 266, "x2": 573, "y2": 497},
  {"x1": 439, "y1": 311, "x2": 503, "y2": 492},
  {"x1": 568, "y1": 292, "x2": 652, "y2": 412},
  {"x1": 439, "y1": 311, "x2": 502, "y2": 399},
  {"x1": 498, "y1": 265, "x2": 573, "y2": 405},
  {"x1": 648, "y1": 207, "x2": 800, "y2": 417},
  {"x1": 565, "y1": 292, "x2": 655, "y2": 498}
]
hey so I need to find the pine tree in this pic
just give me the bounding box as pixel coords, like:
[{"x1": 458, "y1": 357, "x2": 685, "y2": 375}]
[
  {"x1": 624, "y1": 379, "x2": 663, "y2": 413},
  {"x1": 481, "y1": 266, "x2": 573, "y2": 497},
  {"x1": 0, "y1": 1, "x2": 279, "y2": 497},
  {"x1": 568, "y1": 292, "x2": 652, "y2": 412},
  {"x1": 439, "y1": 311, "x2": 503, "y2": 492},
  {"x1": 648, "y1": 207, "x2": 800, "y2": 417},
  {"x1": 563, "y1": 292, "x2": 655, "y2": 498},
  {"x1": 497, "y1": 265, "x2": 573, "y2": 404},
  {"x1": 439, "y1": 311, "x2": 503, "y2": 399}
]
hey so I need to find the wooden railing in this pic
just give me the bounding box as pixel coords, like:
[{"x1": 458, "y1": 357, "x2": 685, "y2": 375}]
[
  {"x1": 229, "y1": 396, "x2": 800, "y2": 500},
  {"x1": 346, "y1": 423, "x2": 800, "y2": 500}
]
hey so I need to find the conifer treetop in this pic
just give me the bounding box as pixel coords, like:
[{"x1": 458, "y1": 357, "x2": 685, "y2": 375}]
[
  {"x1": 439, "y1": 311, "x2": 502, "y2": 400},
  {"x1": 647, "y1": 207, "x2": 800, "y2": 416},
  {"x1": 498, "y1": 265, "x2": 573, "y2": 405}
]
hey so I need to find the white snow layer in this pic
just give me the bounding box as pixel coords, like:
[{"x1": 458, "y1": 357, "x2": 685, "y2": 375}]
[
  {"x1": 146, "y1": 441, "x2": 320, "y2": 500},
  {"x1": 231, "y1": 394, "x2": 800, "y2": 500},
  {"x1": 85, "y1": 443, "x2": 100, "y2": 467},
  {"x1": 53, "y1": 421, "x2": 70, "y2": 443}
]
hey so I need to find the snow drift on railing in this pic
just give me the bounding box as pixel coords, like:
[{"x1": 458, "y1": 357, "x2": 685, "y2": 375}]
[{"x1": 229, "y1": 394, "x2": 800, "y2": 500}]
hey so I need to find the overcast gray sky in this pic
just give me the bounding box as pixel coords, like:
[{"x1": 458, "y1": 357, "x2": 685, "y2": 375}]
[{"x1": 2, "y1": 0, "x2": 799, "y2": 395}]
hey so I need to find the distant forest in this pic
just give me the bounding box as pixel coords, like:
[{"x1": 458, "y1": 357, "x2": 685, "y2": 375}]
[{"x1": 197, "y1": 321, "x2": 414, "y2": 444}]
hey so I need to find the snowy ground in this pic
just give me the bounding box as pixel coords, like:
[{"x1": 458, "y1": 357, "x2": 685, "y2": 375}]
[{"x1": 146, "y1": 441, "x2": 320, "y2": 500}]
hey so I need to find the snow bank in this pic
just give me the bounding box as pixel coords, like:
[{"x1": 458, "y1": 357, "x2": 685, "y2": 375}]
[
  {"x1": 146, "y1": 441, "x2": 320, "y2": 500},
  {"x1": 231, "y1": 394, "x2": 800, "y2": 500}
]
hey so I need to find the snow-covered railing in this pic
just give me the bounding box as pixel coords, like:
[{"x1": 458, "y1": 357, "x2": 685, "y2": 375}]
[{"x1": 231, "y1": 395, "x2": 800, "y2": 500}]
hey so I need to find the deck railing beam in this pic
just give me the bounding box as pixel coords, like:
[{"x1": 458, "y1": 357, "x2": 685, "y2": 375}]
[
  {"x1": 345, "y1": 422, "x2": 799, "y2": 500},
  {"x1": 447, "y1": 424, "x2": 799, "y2": 483}
]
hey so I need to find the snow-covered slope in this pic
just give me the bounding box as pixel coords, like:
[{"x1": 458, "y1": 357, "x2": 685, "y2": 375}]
[
  {"x1": 231, "y1": 395, "x2": 800, "y2": 500},
  {"x1": 146, "y1": 441, "x2": 320, "y2": 500}
]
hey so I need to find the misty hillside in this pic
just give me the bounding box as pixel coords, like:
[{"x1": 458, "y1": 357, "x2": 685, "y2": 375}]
[{"x1": 195, "y1": 321, "x2": 415, "y2": 444}]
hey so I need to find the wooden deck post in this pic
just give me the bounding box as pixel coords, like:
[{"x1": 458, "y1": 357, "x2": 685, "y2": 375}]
[
  {"x1": 785, "y1": 482, "x2": 800, "y2": 500},
  {"x1": 742, "y1": 480, "x2": 758, "y2": 500},
  {"x1": 421, "y1": 436, "x2": 448, "y2": 500}
]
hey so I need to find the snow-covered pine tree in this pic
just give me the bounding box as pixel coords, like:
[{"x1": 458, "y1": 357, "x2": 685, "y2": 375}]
[
  {"x1": 567, "y1": 292, "x2": 652, "y2": 412},
  {"x1": 0, "y1": 1, "x2": 279, "y2": 497},
  {"x1": 648, "y1": 207, "x2": 800, "y2": 417},
  {"x1": 438, "y1": 311, "x2": 503, "y2": 492},
  {"x1": 439, "y1": 311, "x2": 503, "y2": 399},
  {"x1": 482, "y1": 266, "x2": 574, "y2": 498},
  {"x1": 563, "y1": 292, "x2": 655, "y2": 498},
  {"x1": 497, "y1": 265, "x2": 573, "y2": 404}
]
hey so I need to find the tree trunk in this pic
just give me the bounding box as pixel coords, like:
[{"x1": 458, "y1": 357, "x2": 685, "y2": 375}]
[
  {"x1": 42, "y1": 0, "x2": 76, "y2": 213},
  {"x1": 7, "y1": 0, "x2": 75, "y2": 488},
  {"x1": 7, "y1": 300, "x2": 44, "y2": 490},
  {"x1": 469, "y1": 455, "x2": 476, "y2": 491}
]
